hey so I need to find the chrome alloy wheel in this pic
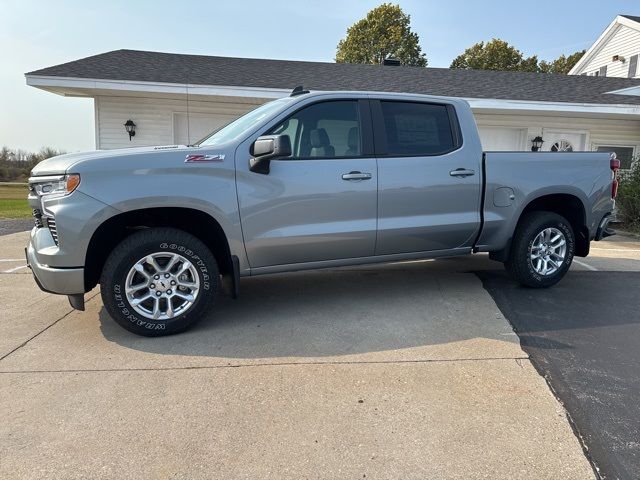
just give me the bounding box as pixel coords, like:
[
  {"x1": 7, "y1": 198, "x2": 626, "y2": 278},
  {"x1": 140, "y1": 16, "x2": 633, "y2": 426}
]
[
  {"x1": 529, "y1": 227, "x2": 567, "y2": 276},
  {"x1": 125, "y1": 252, "x2": 200, "y2": 320}
]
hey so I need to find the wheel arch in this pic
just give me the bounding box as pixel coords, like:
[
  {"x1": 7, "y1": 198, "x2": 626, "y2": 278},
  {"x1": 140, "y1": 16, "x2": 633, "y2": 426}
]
[
  {"x1": 84, "y1": 207, "x2": 234, "y2": 292},
  {"x1": 490, "y1": 192, "x2": 589, "y2": 261}
]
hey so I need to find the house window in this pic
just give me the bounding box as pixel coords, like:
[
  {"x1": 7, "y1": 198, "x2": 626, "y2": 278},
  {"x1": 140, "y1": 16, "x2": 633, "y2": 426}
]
[
  {"x1": 628, "y1": 54, "x2": 638, "y2": 78},
  {"x1": 599, "y1": 65, "x2": 607, "y2": 77},
  {"x1": 551, "y1": 140, "x2": 574, "y2": 152},
  {"x1": 596, "y1": 145, "x2": 635, "y2": 169}
]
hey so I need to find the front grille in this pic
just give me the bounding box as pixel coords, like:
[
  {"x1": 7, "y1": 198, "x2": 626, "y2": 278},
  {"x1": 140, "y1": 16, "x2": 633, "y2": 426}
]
[
  {"x1": 46, "y1": 217, "x2": 59, "y2": 245},
  {"x1": 32, "y1": 209, "x2": 44, "y2": 228}
]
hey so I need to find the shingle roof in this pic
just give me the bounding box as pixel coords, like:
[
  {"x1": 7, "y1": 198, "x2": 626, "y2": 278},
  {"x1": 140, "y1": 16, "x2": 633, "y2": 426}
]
[
  {"x1": 621, "y1": 14, "x2": 640, "y2": 23},
  {"x1": 27, "y1": 49, "x2": 640, "y2": 106}
]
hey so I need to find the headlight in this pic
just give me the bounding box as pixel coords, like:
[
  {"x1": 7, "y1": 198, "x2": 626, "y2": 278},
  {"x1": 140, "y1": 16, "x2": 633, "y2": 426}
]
[{"x1": 29, "y1": 174, "x2": 81, "y2": 198}]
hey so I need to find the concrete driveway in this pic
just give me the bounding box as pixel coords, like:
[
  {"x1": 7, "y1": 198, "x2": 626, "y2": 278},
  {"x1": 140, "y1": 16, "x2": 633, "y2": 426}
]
[
  {"x1": 0, "y1": 230, "x2": 616, "y2": 479},
  {"x1": 479, "y1": 233, "x2": 640, "y2": 480}
]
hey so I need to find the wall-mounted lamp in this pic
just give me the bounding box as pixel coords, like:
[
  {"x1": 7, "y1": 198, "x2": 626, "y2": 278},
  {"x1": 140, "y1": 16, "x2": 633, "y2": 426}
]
[
  {"x1": 531, "y1": 136, "x2": 544, "y2": 152},
  {"x1": 124, "y1": 119, "x2": 136, "y2": 141}
]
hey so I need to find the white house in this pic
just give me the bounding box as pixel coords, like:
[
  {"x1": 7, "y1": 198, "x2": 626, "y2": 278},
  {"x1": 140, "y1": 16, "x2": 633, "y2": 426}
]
[
  {"x1": 570, "y1": 14, "x2": 640, "y2": 79},
  {"x1": 26, "y1": 48, "x2": 640, "y2": 168}
]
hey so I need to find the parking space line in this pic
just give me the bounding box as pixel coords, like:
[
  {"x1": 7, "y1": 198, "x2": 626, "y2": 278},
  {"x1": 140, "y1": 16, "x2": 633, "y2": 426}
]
[
  {"x1": 573, "y1": 259, "x2": 598, "y2": 271},
  {"x1": 591, "y1": 248, "x2": 640, "y2": 252},
  {"x1": 0, "y1": 259, "x2": 25, "y2": 262},
  {"x1": 1, "y1": 265, "x2": 28, "y2": 273}
]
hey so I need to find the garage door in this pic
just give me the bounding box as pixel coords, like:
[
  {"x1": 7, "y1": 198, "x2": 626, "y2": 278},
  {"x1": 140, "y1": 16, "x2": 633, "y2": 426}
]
[
  {"x1": 173, "y1": 113, "x2": 238, "y2": 145},
  {"x1": 478, "y1": 127, "x2": 527, "y2": 151}
]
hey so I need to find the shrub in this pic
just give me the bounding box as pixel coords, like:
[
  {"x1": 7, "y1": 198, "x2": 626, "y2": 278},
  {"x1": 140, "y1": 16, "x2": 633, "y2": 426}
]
[{"x1": 617, "y1": 157, "x2": 640, "y2": 229}]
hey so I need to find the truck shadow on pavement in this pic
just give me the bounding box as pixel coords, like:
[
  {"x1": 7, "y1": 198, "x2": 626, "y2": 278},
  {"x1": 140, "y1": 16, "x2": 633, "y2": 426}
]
[
  {"x1": 97, "y1": 256, "x2": 639, "y2": 360},
  {"x1": 98, "y1": 257, "x2": 522, "y2": 359}
]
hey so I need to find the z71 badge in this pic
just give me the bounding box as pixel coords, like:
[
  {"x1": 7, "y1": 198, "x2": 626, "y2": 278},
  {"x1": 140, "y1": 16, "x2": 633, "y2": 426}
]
[{"x1": 184, "y1": 154, "x2": 225, "y2": 163}]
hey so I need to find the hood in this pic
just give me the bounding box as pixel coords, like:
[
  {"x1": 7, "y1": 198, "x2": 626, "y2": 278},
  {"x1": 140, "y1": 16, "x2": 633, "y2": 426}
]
[{"x1": 30, "y1": 145, "x2": 192, "y2": 176}]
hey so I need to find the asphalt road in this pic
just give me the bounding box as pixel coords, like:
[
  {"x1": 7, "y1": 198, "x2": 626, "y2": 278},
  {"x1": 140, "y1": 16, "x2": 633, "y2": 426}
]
[
  {"x1": 478, "y1": 235, "x2": 640, "y2": 480},
  {"x1": 0, "y1": 218, "x2": 32, "y2": 236}
]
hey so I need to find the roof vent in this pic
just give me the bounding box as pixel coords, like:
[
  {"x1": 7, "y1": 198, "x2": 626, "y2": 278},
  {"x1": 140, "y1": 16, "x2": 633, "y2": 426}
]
[
  {"x1": 382, "y1": 58, "x2": 401, "y2": 66},
  {"x1": 290, "y1": 85, "x2": 310, "y2": 96}
]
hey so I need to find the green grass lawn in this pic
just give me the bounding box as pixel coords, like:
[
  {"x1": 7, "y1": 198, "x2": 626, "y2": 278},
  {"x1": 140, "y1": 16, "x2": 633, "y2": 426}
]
[{"x1": 0, "y1": 184, "x2": 31, "y2": 219}]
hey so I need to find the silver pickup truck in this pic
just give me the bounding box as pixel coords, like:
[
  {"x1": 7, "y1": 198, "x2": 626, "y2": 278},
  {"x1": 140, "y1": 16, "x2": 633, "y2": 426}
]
[{"x1": 26, "y1": 90, "x2": 619, "y2": 336}]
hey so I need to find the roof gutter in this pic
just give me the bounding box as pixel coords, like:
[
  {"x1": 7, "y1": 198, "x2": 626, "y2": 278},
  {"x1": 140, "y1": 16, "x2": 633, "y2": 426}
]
[
  {"x1": 25, "y1": 74, "x2": 640, "y2": 116},
  {"x1": 464, "y1": 97, "x2": 640, "y2": 116},
  {"x1": 25, "y1": 74, "x2": 290, "y2": 99}
]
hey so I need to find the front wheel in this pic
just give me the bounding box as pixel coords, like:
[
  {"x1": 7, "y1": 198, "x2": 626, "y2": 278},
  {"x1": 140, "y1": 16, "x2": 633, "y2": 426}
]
[
  {"x1": 504, "y1": 211, "x2": 575, "y2": 288},
  {"x1": 100, "y1": 228, "x2": 219, "y2": 336}
]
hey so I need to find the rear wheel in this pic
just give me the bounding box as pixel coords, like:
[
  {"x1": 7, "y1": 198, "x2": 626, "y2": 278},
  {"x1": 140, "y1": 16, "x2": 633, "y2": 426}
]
[
  {"x1": 504, "y1": 211, "x2": 575, "y2": 288},
  {"x1": 100, "y1": 228, "x2": 219, "y2": 336}
]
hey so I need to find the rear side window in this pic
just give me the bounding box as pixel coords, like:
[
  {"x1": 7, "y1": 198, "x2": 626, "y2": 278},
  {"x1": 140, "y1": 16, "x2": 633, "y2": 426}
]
[{"x1": 380, "y1": 101, "x2": 455, "y2": 156}]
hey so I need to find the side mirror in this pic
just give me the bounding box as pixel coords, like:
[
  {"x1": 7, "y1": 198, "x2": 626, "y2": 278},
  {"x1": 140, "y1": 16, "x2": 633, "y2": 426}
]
[{"x1": 249, "y1": 135, "x2": 292, "y2": 174}]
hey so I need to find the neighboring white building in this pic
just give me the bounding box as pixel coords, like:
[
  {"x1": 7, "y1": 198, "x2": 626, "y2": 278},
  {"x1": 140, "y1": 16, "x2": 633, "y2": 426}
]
[
  {"x1": 26, "y1": 49, "x2": 640, "y2": 168},
  {"x1": 570, "y1": 14, "x2": 640, "y2": 78}
]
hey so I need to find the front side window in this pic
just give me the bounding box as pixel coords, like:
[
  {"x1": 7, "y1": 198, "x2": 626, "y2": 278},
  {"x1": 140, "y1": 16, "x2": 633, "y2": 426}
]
[
  {"x1": 380, "y1": 101, "x2": 455, "y2": 156},
  {"x1": 268, "y1": 101, "x2": 362, "y2": 159}
]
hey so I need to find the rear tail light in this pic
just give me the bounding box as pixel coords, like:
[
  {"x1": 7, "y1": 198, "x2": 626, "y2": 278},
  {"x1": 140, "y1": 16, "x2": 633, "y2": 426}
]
[{"x1": 610, "y1": 153, "x2": 620, "y2": 199}]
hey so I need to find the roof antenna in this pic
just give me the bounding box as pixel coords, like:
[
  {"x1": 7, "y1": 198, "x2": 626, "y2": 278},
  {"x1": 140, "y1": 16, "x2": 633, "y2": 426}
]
[{"x1": 290, "y1": 85, "x2": 310, "y2": 96}]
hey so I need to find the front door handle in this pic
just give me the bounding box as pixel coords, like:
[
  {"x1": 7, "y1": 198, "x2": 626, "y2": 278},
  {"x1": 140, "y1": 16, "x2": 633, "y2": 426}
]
[
  {"x1": 342, "y1": 171, "x2": 372, "y2": 181},
  {"x1": 449, "y1": 168, "x2": 475, "y2": 178}
]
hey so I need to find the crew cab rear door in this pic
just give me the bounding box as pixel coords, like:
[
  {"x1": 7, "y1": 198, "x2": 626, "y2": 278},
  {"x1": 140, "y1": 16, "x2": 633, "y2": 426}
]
[
  {"x1": 372, "y1": 98, "x2": 482, "y2": 255},
  {"x1": 236, "y1": 98, "x2": 378, "y2": 269}
]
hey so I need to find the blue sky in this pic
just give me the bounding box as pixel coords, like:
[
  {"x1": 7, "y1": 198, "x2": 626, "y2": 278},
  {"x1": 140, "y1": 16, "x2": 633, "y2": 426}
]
[{"x1": 1, "y1": 0, "x2": 637, "y2": 151}]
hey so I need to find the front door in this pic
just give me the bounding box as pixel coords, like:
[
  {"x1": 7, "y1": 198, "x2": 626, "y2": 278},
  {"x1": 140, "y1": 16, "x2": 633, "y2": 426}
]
[
  {"x1": 373, "y1": 99, "x2": 482, "y2": 255},
  {"x1": 542, "y1": 130, "x2": 588, "y2": 152},
  {"x1": 236, "y1": 99, "x2": 378, "y2": 268}
]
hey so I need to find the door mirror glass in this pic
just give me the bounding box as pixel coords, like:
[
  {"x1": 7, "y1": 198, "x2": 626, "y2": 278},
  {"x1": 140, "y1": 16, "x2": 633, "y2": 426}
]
[{"x1": 249, "y1": 135, "x2": 292, "y2": 174}]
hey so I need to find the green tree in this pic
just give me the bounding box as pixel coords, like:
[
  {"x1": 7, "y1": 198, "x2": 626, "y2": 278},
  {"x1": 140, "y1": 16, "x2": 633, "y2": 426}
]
[
  {"x1": 0, "y1": 146, "x2": 65, "y2": 182},
  {"x1": 450, "y1": 38, "x2": 539, "y2": 72},
  {"x1": 336, "y1": 3, "x2": 427, "y2": 67},
  {"x1": 539, "y1": 50, "x2": 586, "y2": 74}
]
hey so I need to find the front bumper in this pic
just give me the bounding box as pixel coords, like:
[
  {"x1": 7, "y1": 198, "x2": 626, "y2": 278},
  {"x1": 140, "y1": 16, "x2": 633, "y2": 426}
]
[{"x1": 26, "y1": 230, "x2": 85, "y2": 295}]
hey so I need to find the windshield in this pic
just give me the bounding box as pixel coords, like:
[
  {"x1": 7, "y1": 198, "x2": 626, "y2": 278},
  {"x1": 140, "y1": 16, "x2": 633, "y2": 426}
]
[{"x1": 196, "y1": 97, "x2": 294, "y2": 146}]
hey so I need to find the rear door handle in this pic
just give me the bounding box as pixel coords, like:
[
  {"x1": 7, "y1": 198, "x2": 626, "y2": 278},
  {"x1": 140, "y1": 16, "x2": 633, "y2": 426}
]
[
  {"x1": 342, "y1": 171, "x2": 372, "y2": 181},
  {"x1": 449, "y1": 168, "x2": 475, "y2": 178}
]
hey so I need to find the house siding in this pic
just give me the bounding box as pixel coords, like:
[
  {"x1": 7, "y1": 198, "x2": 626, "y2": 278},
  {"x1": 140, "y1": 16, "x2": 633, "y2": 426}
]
[
  {"x1": 95, "y1": 95, "x2": 640, "y2": 156},
  {"x1": 474, "y1": 112, "x2": 640, "y2": 150},
  {"x1": 95, "y1": 96, "x2": 263, "y2": 150},
  {"x1": 574, "y1": 23, "x2": 640, "y2": 78}
]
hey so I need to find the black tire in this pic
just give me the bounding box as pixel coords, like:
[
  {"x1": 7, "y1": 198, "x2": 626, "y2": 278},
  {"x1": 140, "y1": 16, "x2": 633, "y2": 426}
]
[
  {"x1": 504, "y1": 211, "x2": 575, "y2": 288},
  {"x1": 100, "y1": 228, "x2": 219, "y2": 336}
]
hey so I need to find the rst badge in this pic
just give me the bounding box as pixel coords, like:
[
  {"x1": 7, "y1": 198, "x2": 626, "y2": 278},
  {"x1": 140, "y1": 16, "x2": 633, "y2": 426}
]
[{"x1": 184, "y1": 154, "x2": 225, "y2": 163}]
